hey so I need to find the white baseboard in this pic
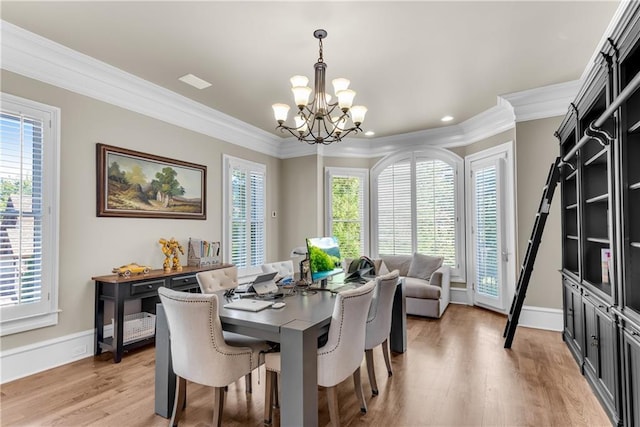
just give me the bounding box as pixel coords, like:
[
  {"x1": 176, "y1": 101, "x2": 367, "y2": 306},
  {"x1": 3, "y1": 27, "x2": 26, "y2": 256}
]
[
  {"x1": 447, "y1": 288, "x2": 563, "y2": 332},
  {"x1": 518, "y1": 305, "x2": 563, "y2": 332},
  {"x1": 0, "y1": 329, "x2": 95, "y2": 384},
  {"x1": 449, "y1": 287, "x2": 470, "y2": 305}
]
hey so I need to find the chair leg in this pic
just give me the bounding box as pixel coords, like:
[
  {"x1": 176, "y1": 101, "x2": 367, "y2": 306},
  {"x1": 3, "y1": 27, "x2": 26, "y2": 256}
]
[
  {"x1": 245, "y1": 373, "x2": 252, "y2": 394},
  {"x1": 170, "y1": 376, "x2": 187, "y2": 427},
  {"x1": 353, "y1": 366, "x2": 367, "y2": 414},
  {"x1": 382, "y1": 339, "x2": 392, "y2": 376},
  {"x1": 213, "y1": 386, "x2": 225, "y2": 427},
  {"x1": 264, "y1": 371, "x2": 274, "y2": 425},
  {"x1": 365, "y1": 348, "x2": 378, "y2": 396},
  {"x1": 326, "y1": 386, "x2": 341, "y2": 427}
]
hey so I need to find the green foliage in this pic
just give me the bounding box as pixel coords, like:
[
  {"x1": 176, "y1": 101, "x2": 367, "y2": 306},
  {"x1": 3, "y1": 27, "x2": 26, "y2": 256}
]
[
  {"x1": 0, "y1": 177, "x2": 32, "y2": 211},
  {"x1": 125, "y1": 164, "x2": 147, "y2": 186},
  {"x1": 150, "y1": 167, "x2": 185, "y2": 198},
  {"x1": 331, "y1": 176, "x2": 362, "y2": 258},
  {"x1": 309, "y1": 245, "x2": 338, "y2": 273},
  {"x1": 108, "y1": 162, "x2": 127, "y2": 184}
]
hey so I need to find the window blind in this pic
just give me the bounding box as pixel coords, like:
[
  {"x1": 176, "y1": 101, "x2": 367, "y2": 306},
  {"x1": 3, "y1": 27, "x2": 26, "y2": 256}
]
[
  {"x1": 0, "y1": 112, "x2": 44, "y2": 308},
  {"x1": 416, "y1": 159, "x2": 456, "y2": 266},
  {"x1": 474, "y1": 165, "x2": 499, "y2": 297},
  {"x1": 377, "y1": 160, "x2": 412, "y2": 255},
  {"x1": 228, "y1": 159, "x2": 265, "y2": 268}
]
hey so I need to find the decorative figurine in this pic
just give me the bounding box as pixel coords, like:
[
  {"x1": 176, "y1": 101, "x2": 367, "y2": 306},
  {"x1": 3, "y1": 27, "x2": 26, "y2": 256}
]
[{"x1": 159, "y1": 237, "x2": 185, "y2": 272}]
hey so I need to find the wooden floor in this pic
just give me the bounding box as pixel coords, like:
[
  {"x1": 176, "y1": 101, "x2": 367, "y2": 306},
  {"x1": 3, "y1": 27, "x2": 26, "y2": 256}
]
[{"x1": 1, "y1": 305, "x2": 610, "y2": 426}]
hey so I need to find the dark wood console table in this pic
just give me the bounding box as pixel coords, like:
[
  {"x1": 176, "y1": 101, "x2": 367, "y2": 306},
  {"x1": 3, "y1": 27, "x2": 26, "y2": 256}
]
[{"x1": 92, "y1": 264, "x2": 232, "y2": 363}]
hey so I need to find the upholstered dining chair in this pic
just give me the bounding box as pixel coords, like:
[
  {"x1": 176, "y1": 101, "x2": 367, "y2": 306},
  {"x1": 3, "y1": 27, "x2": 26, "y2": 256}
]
[
  {"x1": 364, "y1": 270, "x2": 400, "y2": 396},
  {"x1": 263, "y1": 280, "x2": 376, "y2": 427},
  {"x1": 196, "y1": 267, "x2": 262, "y2": 393},
  {"x1": 158, "y1": 287, "x2": 269, "y2": 427}
]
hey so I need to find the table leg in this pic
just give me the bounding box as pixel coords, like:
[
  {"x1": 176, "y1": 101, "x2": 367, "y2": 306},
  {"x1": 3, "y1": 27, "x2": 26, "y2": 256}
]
[
  {"x1": 94, "y1": 282, "x2": 104, "y2": 356},
  {"x1": 280, "y1": 319, "x2": 319, "y2": 427},
  {"x1": 389, "y1": 280, "x2": 407, "y2": 353},
  {"x1": 113, "y1": 290, "x2": 125, "y2": 363}
]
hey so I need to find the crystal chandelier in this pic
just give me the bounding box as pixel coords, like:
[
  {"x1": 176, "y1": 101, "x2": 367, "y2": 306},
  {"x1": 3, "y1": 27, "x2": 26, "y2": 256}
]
[{"x1": 272, "y1": 29, "x2": 367, "y2": 145}]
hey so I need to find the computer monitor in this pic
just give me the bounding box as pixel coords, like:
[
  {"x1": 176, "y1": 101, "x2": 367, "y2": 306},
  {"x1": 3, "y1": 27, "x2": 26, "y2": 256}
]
[{"x1": 306, "y1": 237, "x2": 343, "y2": 283}]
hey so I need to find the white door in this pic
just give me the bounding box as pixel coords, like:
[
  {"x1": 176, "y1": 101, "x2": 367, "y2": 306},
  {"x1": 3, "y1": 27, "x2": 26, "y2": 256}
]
[{"x1": 469, "y1": 156, "x2": 507, "y2": 311}]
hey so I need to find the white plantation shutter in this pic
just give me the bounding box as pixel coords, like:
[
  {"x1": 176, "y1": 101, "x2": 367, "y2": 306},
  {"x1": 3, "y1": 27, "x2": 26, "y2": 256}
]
[
  {"x1": 416, "y1": 159, "x2": 456, "y2": 266},
  {"x1": 250, "y1": 171, "x2": 265, "y2": 266},
  {"x1": 373, "y1": 149, "x2": 464, "y2": 280},
  {"x1": 377, "y1": 160, "x2": 412, "y2": 255},
  {"x1": 225, "y1": 156, "x2": 266, "y2": 268},
  {"x1": 474, "y1": 165, "x2": 499, "y2": 297},
  {"x1": 0, "y1": 94, "x2": 59, "y2": 335}
]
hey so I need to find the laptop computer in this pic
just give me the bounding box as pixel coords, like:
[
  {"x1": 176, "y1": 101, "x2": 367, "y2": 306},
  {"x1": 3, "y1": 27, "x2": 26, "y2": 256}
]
[
  {"x1": 235, "y1": 271, "x2": 279, "y2": 295},
  {"x1": 251, "y1": 271, "x2": 279, "y2": 295},
  {"x1": 224, "y1": 299, "x2": 273, "y2": 312}
]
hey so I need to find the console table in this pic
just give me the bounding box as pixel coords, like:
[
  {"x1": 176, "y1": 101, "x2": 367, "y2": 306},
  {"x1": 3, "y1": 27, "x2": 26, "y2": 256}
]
[{"x1": 92, "y1": 264, "x2": 232, "y2": 363}]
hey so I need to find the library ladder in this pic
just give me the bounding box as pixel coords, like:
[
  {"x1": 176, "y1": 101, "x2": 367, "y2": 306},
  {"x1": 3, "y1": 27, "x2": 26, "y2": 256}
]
[{"x1": 503, "y1": 157, "x2": 561, "y2": 348}]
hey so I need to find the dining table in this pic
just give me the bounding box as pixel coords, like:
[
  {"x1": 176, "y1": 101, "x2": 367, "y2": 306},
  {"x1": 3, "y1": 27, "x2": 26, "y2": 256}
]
[{"x1": 155, "y1": 280, "x2": 406, "y2": 426}]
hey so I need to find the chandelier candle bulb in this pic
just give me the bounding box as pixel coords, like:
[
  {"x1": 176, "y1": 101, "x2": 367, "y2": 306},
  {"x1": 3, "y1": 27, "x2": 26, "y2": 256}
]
[
  {"x1": 272, "y1": 103, "x2": 290, "y2": 123},
  {"x1": 272, "y1": 29, "x2": 367, "y2": 145},
  {"x1": 332, "y1": 78, "x2": 350, "y2": 94}
]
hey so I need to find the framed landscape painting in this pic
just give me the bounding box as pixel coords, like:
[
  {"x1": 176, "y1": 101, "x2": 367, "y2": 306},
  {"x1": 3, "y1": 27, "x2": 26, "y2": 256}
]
[{"x1": 97, "y1": 144, "x2": 206, "y2": 219}]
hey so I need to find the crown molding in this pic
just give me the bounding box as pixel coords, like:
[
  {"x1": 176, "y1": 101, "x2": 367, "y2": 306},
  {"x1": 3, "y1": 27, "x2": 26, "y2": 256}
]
[
  {"x1": 0, "y1": 20, "x2": 282, "y2": 157},
  {"x1": 499, "y1": 80, "x2": 582, "y2": 123},
  {"x1": 1, "y1": 19, "x2": 584, "y2": 160}
]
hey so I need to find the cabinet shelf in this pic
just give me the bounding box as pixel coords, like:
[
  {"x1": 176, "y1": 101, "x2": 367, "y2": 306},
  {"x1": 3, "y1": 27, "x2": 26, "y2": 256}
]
[
  {"x1": 632, "y1": 242, "x2": 640, "y2": 248},
  {"x1": 566, "y1": 235, "x2": 579, "y2": 241},
  {"x1": 584, "y1": 148, "x2": 608, "y2": 166},
  {"x1": 565, "y1": 169, "x2": 578, "y2": 181},
  {"x1": 631, "y1": 181, "x2": 640, "y2": 191},
  {"x1": 566, "y1": 203, "x2": 578, "y2": 210},
  {"x1": 586, "y1": 237, "x2": 610, "y2": 244},
  {"x1": 586, "y1": 193, "x2": 609, "y2": 204},
  {"x1": 628, "y1": 118, "x2": 640, "y2": 134}
]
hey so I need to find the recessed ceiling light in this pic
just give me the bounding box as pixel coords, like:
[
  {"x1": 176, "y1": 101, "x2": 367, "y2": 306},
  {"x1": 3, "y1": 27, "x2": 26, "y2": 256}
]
[
  {"x1": 364, "y1": 131, "x2": 375, "y2": 137},
  {"x1": 179, "y1": 73, "x2": 212, "y2": 90},
  {"x1": 441, "y1": 115, "x2": 454, "y2": 122}
]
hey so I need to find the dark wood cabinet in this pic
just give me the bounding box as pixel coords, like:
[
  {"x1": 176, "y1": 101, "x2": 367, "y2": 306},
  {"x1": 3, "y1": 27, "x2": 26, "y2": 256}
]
[
  {"x1": 558, "y1": 3, "x2": 640, "y2": 424},
  {"x1": 92, "y1": 264, "x2": 232, "y2": 363}
]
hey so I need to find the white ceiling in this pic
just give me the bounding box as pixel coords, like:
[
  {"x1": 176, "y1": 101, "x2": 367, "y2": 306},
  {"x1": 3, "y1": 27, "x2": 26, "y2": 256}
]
[{"x1": 1, "y1": 1, "x2": 620, "y2": 140}]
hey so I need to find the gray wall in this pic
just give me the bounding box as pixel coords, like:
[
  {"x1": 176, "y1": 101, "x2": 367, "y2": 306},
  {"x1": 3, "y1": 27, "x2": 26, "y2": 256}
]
[{"x1": 514, "y1": 117, "x2": 563, "y2": 309}]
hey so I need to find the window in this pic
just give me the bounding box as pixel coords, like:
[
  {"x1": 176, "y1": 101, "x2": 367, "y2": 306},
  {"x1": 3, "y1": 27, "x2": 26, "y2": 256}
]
[
  {"x1": 325, "y1": 167, "x2": 369, "y2": 258},
  {"x1": 372, "y1": 148, "x2": 465, "y2": 280},
  {"x1": 0, "y1": 93, "x2": 60, "y2": 336},
  {"x1": 223, "y1": 155, "x2": 266, "y2": 268}
]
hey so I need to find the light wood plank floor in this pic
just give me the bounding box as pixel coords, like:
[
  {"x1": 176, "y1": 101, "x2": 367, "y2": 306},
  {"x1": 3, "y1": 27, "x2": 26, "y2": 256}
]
[{"x1": 1, "y1": 305, "x2": 610, "y2": 426}]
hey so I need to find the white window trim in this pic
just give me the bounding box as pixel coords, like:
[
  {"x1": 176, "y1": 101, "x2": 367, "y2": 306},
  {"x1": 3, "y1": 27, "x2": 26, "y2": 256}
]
[
  {"x1": 0, "y1": 93, "x2": 61, "y2": 336},
  {"x1": 371, "y1": 147, "x2": 466, "y2": 281},
  {"x1": 464, "y1": 141, "x2": 516, "y2": 312},
  {"x1": 324, "y1": 167, "x2": 370, "y2": 256},
  {"x1": 222, "y1": 155, "x2": 267, "y2": 266}
]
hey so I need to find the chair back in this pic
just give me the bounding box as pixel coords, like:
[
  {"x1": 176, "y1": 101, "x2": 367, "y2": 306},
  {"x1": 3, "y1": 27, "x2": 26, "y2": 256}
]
[
  {"x1": 365, "y1": 270, "x2": 400, "y2": 350},
  {"x1": 197, "y1": 266, "x2": 238, "y2": 293},
  {"x1": 158, "y1": 287, "x2": 257, "y2": 387},
  {"x1": 317, "y1": 280, "x2": 375, "y2": 387},
  {"x1": 261, "y1": 260, "x2": 295, "y2": 279}
]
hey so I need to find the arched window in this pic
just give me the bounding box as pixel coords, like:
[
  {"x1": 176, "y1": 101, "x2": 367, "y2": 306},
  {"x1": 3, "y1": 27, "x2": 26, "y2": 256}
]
[{"x1": 371, "y1": 148, "x2": 465, "y2": 281}]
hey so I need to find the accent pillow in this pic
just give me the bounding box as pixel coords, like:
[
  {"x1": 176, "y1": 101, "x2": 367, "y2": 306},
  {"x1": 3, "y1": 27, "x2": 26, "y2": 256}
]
[{"x1": 407, "y1": 253, "x2": 443, "y2": 281}]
